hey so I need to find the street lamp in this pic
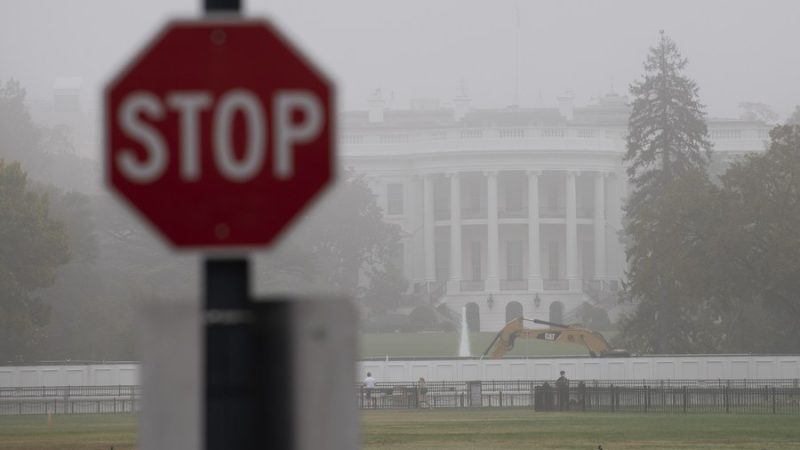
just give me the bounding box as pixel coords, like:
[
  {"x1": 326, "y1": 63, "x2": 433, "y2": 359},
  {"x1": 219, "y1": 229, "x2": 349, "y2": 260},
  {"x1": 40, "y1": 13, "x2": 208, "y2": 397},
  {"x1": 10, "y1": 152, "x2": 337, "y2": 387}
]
[
  {"x1": 533, "y1": 293, "x2": 541, "y2": 309},
  {"x1": 487, "y1": 294, "x2": 495, "y2": 310}
]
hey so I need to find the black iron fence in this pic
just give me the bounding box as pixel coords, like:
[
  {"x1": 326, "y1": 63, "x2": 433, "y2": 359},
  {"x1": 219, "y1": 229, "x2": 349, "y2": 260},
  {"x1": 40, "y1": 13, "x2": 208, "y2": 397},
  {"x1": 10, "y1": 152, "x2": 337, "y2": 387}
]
[
  {"x1": 0, "y1": 385, "x2": 140, "y2": 415},
  {"x1": 358, "y1": 379, "x2": 800, "y2": 415},
  {"x1": 5, "y1": 380, "x2": 799, "y2": 415}
]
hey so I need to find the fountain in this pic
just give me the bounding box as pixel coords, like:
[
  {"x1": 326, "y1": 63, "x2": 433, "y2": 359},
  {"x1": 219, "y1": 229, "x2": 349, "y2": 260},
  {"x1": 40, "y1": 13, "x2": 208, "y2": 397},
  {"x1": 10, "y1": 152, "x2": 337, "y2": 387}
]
[{"x1": 458, "y1": 305, "x2": 471, "y2": 357}]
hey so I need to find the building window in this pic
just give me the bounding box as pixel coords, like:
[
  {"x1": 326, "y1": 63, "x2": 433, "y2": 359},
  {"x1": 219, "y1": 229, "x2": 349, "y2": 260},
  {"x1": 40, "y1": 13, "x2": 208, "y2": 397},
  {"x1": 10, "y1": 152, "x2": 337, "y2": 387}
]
[
  {"x1": 506, "y1": 301, "x2": 523, "y2": 323},
  {"x1": 505, "y1": 180, "x2": 523, "y2": 213},
  {"x1": 471, "y1": 242, "x2": 482, "y2": 281},
  {"x1": 506, "y1": 241, "x2": 523, "y2": 280},
  {"x1": 548, "y1": 241, "x2": 560, "y2": 280},
  {"x1": 434, "y1": 178, "x2": 450, "y2": 220},
  {"x1": 549, "y1": 301, "x2": 564, "y2": 324},
  {"x1": 468, "y1": 180, "x2": 482, "y2": 215},
  {"x1": 390, "y1": 242, "x2": 404, "y2": 272},
  {"x1": 387, "y1": 183, "x2": 403, "y2": 215},
  {"x1": 547, "y1": 184, "x2": 559, "y2": 211},
  {"x1": 466, "y1": 302, "x2": 480, "y2": 332},
  {"x1": 435, "y1": 240, "x2": 449, "y2": 281}
]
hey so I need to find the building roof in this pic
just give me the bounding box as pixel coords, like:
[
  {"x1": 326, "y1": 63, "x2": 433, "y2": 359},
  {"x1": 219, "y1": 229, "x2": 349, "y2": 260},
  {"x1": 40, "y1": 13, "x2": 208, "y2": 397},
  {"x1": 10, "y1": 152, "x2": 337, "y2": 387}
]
[{"x1": 340, "y1": 92, "x2": 767, "y2": 132}]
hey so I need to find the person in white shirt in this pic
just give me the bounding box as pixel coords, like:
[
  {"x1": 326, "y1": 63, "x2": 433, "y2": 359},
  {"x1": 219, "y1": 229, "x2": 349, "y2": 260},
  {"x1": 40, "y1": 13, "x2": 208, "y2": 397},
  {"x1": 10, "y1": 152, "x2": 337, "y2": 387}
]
[{"x1": 363, "y1": 372, "x2": 377, "y2": 408}]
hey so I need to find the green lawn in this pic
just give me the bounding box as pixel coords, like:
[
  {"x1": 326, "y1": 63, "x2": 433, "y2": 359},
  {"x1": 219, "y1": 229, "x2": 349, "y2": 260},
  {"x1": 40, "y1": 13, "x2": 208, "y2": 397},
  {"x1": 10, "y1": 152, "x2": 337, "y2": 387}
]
[
  {"x1": 360, "y1": 332, "x2": 596, "y2": 359},
  {"x1": 1, "y1": 410, "x2": 798, "y2": 449},
  {"x1": 0, "y1": 414, "x2": 137, "y2": 450},
  {"x1": 362, "y1": 409, "x2": 800, "y2": 449}
]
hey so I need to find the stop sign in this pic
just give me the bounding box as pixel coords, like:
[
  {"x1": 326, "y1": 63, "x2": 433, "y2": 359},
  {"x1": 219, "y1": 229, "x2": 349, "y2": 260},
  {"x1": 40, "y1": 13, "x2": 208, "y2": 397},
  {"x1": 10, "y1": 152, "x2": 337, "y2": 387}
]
[{"x1": 106, "y1": 20, "x2": 334, "y2": 248}]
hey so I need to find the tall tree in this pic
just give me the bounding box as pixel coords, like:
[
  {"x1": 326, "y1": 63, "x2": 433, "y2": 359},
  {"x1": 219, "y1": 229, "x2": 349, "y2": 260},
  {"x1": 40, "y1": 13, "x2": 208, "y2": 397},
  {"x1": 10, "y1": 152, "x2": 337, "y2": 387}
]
[
  {"x1": 624, "y1": 31, "x2": 712, "y2": 215},
  {"x1": 0, "y1": 161, "x2": 70, "y2": 362},
  {"x1": 712, "y1": 124, "x2": 800, "y2": 352},
  {"x1": 620, "y1": 32, "x2": 714, "y2": 353},
  {"x1": 0, "y1": 80, "x2": 45, "y2": 173}
]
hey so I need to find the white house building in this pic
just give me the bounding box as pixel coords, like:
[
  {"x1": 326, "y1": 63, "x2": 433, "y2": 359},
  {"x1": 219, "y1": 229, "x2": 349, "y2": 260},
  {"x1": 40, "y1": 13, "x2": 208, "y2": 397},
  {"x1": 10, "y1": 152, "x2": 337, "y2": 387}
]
[{"x1": 342, "y1": 92, "x2": 769, "y2": 332}]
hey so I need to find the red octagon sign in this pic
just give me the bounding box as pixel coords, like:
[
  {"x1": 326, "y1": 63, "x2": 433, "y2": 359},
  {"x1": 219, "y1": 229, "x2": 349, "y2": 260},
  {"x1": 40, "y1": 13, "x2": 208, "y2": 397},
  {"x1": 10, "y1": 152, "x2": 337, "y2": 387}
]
[{"x1": 106, "y1": 20, "x2": 334, "y2": 248}]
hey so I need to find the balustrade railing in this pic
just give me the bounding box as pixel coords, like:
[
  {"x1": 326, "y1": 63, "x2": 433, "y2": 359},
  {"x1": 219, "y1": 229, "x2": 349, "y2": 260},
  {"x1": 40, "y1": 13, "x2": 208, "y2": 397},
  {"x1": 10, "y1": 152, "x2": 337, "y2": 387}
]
[
  {"x1": 543, "y1": 279, "x2": 569, "y2": 291},
  {"x1": 500, "y1": 279, "x2": 528, "y2": 291},
  {"x1": 460, "y1": 280, "x2": 485, "y2": 292}
]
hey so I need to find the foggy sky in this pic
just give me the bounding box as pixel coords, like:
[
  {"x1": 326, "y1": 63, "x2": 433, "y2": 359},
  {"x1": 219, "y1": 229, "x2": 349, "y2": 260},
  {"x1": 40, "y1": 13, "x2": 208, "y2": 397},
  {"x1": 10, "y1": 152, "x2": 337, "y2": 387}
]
[{"x1": 3, "y1": 0, "x2": 800, "y2": 133}]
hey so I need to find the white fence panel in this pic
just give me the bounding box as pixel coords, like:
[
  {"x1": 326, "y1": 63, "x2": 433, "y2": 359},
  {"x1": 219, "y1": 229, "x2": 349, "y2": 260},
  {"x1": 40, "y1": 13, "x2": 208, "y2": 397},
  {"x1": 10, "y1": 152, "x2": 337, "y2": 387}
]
[{"x1": 3, "y1": 355, "x2": 800, "y2": 387}]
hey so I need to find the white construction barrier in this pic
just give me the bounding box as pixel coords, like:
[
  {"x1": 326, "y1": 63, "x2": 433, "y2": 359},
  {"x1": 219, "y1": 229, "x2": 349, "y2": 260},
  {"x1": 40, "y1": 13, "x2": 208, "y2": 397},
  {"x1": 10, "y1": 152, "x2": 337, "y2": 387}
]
[{"x1": 2, "y1": 355, "x2": 800, "y2": 388}]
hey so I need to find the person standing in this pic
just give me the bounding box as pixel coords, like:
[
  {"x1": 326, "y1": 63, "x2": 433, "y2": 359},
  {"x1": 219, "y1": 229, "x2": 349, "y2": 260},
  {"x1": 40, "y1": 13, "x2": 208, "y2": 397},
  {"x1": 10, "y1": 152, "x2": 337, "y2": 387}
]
[
  {"x1": 417, "y1": 377, "x2": 430, "y2": 409},
  {"x1": 555, "y1": 370, "x2": 569, "y2": 411},
  {"x1": 363, "y1": 372, "x2": 377, "y2": 408}
]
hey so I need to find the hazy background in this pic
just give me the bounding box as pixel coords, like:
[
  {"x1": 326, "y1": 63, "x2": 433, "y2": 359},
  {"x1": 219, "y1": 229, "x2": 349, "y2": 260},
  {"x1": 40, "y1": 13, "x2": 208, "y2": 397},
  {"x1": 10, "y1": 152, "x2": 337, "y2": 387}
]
[{"x1": 2, "y1": 0, "x2": 800, "y2": 160}]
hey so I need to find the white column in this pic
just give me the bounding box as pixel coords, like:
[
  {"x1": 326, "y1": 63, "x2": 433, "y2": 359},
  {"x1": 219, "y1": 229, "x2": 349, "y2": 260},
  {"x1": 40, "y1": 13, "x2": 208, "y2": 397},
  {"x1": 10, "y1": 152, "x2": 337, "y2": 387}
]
[
  {"x1": 527, "y1": 170, "x2": 542, "y2": 291},
  {"x1": 486, "y1": 171, "x2": 499, "y2": 291},
  {"x1": 448, "y1": 172, "x2": 461, "y2": 292},
  {"x1": 423, "y1": 174, "x2": 435, "y2": 282},
  {"x1": 593, "y1": 172, "x2": 607, "y2": 280},
  {"x1": 565, "y1": 171, "x2": 579, "y2": 291}
]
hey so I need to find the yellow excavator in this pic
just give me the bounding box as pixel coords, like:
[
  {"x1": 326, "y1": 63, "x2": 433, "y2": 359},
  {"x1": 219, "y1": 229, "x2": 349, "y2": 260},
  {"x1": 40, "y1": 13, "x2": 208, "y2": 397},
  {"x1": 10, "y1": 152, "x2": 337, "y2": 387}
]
[{"x1": 482, "y1": 317, "x2": 629, "y2": 358}]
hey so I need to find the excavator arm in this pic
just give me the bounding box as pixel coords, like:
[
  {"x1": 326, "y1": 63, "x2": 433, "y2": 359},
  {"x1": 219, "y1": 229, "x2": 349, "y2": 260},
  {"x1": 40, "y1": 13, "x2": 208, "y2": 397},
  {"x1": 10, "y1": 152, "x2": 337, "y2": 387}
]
[{"x1": 482, "y1": 317, "x2": 625, "y2": 359}]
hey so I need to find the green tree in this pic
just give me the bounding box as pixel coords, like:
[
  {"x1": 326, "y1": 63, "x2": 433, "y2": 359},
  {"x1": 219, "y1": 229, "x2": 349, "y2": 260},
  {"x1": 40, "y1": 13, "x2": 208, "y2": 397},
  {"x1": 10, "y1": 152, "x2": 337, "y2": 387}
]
[
  {"x1": 259, "y1": 171, "x2": 406, "y2": 312},
  {"x1": 620, "y1": 32, "x2": 715, "y2": 353},
  {"x1": 624, "y1": 32, "x2": 712, "y2": 216},
  {"x1": 711, "y1": 124, "x2": 800, "y2": 352},
  {"x1": 0, "y1": 161, "x2": 70, "y2": 362},
  {"x1": 787, "y1": 106, "x2": 800, "y2": 126},
  {"x1": 619, "y1": 170, "x2": 727, "y2": 353},
  {"x1": 0, "y1": 80, "x2": 47, "y2": 175}
]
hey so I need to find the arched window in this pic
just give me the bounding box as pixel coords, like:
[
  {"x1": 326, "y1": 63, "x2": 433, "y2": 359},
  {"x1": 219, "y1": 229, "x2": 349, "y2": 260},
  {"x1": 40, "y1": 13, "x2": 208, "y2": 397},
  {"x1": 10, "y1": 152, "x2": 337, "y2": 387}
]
[
  {"x1": 549, "y1": 301, "x2": 564, "y2": 324},
  {"x1": 505, "y1": 301, "x2": 523, "y2": 323},
  {"x1": 465, "y1": 302, "x2": 480, "y2": 332}
]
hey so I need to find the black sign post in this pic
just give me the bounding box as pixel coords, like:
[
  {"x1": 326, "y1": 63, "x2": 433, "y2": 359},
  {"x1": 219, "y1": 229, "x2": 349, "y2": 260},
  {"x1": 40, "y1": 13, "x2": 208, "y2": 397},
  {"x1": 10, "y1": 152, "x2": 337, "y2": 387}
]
[
  {"x1": 204, "y1": 259, "x2": 294, "y2": 449},
  {"x1": 202, "y1": 4, "x2": 291, "y2": 450}
]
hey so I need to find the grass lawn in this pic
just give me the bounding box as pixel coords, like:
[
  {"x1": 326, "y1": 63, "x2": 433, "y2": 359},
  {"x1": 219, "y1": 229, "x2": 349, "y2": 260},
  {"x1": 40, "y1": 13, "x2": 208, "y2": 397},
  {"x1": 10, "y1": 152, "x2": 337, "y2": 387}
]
[
  {"x1": 360, "y1": 332, "x2": 599, "y2": 359},
  {"x1": 4, "y1": 409, "x2": 797, "y2": 449},
  {"x1": 362, "y1": 409, "x2": 800, "y2": 449},
  {"x1": 0, "y1": 414, "x2": 137, "y2": 450}
]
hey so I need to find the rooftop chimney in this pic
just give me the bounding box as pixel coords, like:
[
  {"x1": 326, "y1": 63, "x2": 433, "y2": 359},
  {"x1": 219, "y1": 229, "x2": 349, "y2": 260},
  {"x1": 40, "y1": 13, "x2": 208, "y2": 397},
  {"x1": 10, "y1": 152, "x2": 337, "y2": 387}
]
[
  {"x1": 557, "y1": 91, "x2": 575, "y2": 121},
  {"x1": 368, "y1": 89, "x2": 385, "y2": 124},
  {"x1": 453, "y1": 81, "x2": 471, "y2": 121}
]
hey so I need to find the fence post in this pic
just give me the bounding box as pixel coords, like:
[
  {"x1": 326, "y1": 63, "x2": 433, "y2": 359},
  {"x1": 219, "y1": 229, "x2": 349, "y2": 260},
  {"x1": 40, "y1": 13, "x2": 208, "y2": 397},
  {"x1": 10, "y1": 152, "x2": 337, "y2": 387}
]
[
  {"x1": 772, "y1": 387, "x2": 777, "y2": 415},
  {"x1": 499, "y1": 390, "x2": 503, "y2": 408},
  {"x1": 579, "y1": 382, "x2": 586, "y2": 412},
  {"x1": 644, "y1": 386, "x2": 648, "y2": 413},
  {"x1": 683, "y1": 386, "x2": 688, "y2": 413},
  {"x1": 610, "y1": 384, "x2": 615, "y2": 412},
  {"x1": 530, "y1": 386, "x2": 535, "y2": 409},
  {"x1": 724, "y1": 386, "x2": 729, "y2": 414}
]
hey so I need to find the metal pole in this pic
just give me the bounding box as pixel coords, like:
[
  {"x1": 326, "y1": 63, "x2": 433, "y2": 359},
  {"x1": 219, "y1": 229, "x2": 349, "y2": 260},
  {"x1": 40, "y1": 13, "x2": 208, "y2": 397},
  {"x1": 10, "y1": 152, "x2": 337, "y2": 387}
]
[
  {"x1": 204, "y1": 258, "x2": 256, "y2": 449},
  {"x1": 205, "y1": 0, "x2": 240, "y2": 12},
  {"x1": 204, "y1": 259, "x2": 294, "y2": 449}
]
